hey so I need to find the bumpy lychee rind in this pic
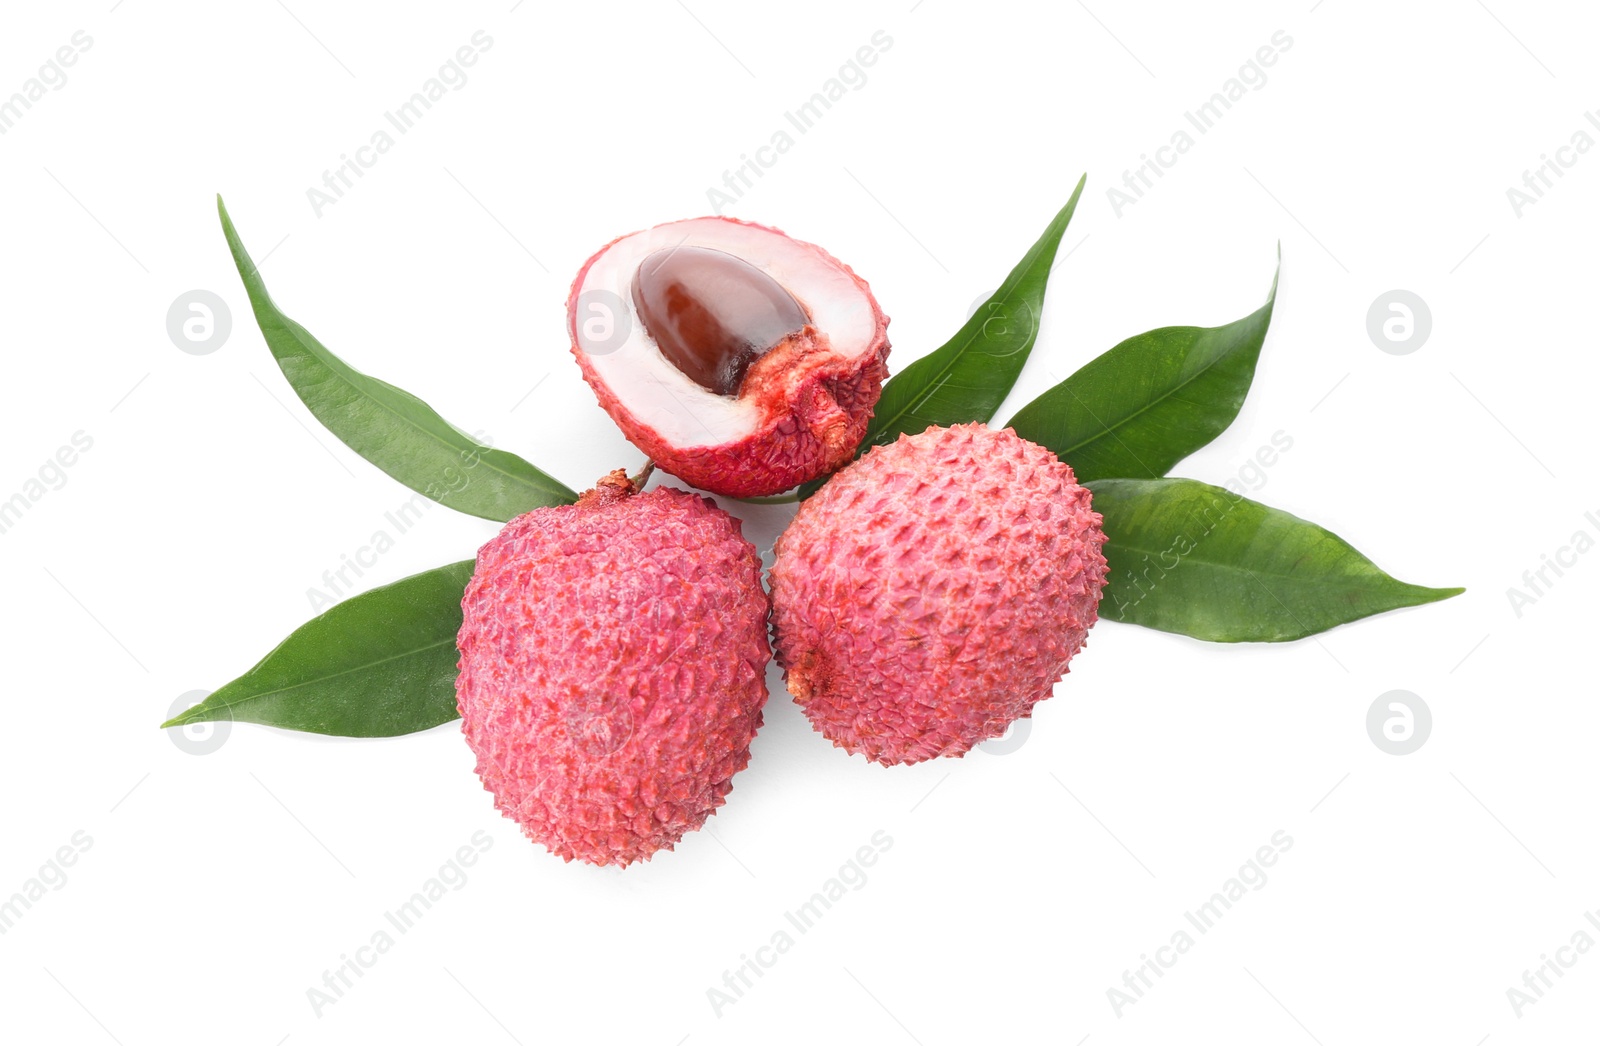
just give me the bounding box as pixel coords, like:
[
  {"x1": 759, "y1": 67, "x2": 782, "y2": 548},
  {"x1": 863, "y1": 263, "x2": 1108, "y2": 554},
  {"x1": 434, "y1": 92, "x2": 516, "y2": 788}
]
[
  {"x1": 770, "y1": 424, "x2": 1108, "y2": 766},
  {"x1": 569, "y1": 217, "x2": 890, "y2": 497},
  {"x1": 455, "y1": 472, "x2": 771, "y2": 867}
]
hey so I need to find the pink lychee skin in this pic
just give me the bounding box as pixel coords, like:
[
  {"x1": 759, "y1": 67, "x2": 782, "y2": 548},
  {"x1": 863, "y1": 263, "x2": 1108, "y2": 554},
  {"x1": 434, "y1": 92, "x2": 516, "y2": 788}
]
[
  {"x1": 455, "y1": 472, "x2": 771, "y2": 867},
  {"x1": 568, "y1": 217, "x2": 890, "y2": 498},
  {"x1": 769, "y1": 424, "x2": 1108, "y2": 766}
]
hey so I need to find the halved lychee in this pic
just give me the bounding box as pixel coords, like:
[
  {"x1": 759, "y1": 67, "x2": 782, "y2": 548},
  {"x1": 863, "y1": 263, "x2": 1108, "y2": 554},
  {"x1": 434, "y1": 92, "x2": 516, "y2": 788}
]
[{"x1": 568, "y1": 217, "x2": 890, "y2": 497}]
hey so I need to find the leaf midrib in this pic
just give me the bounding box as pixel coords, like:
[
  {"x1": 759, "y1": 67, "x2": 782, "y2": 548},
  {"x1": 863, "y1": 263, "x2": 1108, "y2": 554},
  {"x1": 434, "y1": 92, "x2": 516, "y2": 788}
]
[
  {"x1": 870, "y1": 217, "x2": 1068, "y2": 439},
  {"x1": 1103, "y1": 535, "x2": 1405, "y2": 589},
  {"x1": 224, "y1": 204, "x2": 573, "y2": 514},
  {"x1": 266, "y1": 314, "x2": 568, "y2": 508},
  {"x1": 873, "y1": 296, "x2": 1031, "y2": 437},
  {"x1": 184, "y1": 636, "x2": 458, "y2": 720},
  {"x1": 1049, "y1": 312, "x2": 1265, "y2": 461}
]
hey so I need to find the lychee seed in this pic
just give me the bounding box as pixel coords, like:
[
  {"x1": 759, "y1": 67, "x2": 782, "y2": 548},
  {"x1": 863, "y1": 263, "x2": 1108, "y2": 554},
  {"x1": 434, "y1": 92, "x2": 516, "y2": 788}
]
[{"x1": 631, "y1": 245, "x2": 810, "y2": 396}]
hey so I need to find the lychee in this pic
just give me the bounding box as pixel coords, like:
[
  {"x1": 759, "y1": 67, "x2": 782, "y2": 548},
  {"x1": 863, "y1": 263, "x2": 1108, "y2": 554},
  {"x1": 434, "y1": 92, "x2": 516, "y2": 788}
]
[
  {"x1": 769, "y1": 424, "x2": 1108, "y2": 766},
  {"x1": 455, "y1": 470, "x2": 771, "y2": 866},
  {"x1": 568, "y1": 217, "x2": 890, "y2": 497}
]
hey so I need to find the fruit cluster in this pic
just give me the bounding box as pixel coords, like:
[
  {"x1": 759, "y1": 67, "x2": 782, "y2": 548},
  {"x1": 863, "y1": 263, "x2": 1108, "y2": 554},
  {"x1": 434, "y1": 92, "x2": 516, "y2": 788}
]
[
  {"x1": 456, "y1": 219, "x2": 1107, "y2": 867},
  {"x1": 182, "y1": 194, "x2": 1459, "y2": 872}
]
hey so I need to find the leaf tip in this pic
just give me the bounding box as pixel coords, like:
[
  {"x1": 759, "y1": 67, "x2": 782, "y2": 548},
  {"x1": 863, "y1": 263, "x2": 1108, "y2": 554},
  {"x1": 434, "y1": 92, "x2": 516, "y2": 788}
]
[
  {"x1": 162, "y1": 698, "x2": 218, "y2": 729},
  {"x1": 1403, "y1": 583, "x2": 1465, "y2": 609},
  {"x1": 217, "y1": 196, "x2": 240, "y2": 251}
]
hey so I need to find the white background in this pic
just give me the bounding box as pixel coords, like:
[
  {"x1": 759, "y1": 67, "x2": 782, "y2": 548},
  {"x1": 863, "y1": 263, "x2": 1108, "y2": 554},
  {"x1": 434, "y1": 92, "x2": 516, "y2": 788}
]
[{"x1": 1, "y1": 0, "x2": 1594, "y2": 1042}]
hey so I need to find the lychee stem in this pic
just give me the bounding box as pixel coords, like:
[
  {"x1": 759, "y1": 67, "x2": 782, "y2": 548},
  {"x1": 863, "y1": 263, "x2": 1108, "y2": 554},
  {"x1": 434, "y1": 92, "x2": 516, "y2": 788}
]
[{"x1": 628, "y1": 460, "x2": 655, "y2": 492}]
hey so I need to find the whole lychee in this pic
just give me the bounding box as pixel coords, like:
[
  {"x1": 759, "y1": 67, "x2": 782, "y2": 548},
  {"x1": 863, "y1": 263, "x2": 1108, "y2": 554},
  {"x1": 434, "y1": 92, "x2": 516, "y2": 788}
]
[
  {"x1": 455, "y1": 471, "x2": 771, "y2": 866},
  {"x1": 568, "y1": 217, "x2": 890, "y2": 497},
  {"x1": 769, "y1": 424, "x2": 1108, "y2": 766}
]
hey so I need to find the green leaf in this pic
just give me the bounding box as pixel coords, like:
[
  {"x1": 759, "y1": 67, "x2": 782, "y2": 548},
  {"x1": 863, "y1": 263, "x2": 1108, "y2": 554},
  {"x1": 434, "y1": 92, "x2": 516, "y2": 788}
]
[
  {"x1": 799, "y1": 176, "x2": 1086, "y2": 498},
  {"x1": 1088, "y1": 478, "x2": 1463, "y2": 642},
  {"x1": 218, "y1": 196, "x2": 576, "y2": 521},
  {"x1": 1008, "y1": 253, "x2": 1278, "y2": 483},
  {"x1": 162, "y1": 560, "x2": 474, "y2": 736}
]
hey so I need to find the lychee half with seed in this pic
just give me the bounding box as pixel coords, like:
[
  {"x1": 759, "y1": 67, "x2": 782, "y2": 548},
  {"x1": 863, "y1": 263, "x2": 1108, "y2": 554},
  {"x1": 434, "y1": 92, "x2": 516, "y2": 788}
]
[
  {"x1": 769, "y1": 423, "x2": 1108, "y2": 766},
  {"x1": 455, "y1": 470, "x2": 771, "y2": 866},
  {"x1": 569, "y1": 217, "x2": 890, "y2": 497}
]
